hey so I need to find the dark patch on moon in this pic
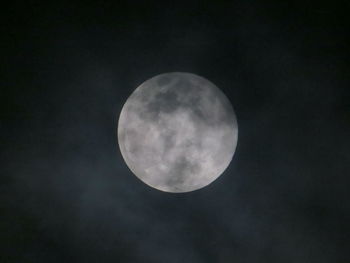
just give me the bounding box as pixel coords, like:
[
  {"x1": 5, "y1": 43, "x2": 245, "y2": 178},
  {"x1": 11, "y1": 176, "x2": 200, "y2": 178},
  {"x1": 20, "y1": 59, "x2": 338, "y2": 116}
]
[{"x1": 165, "y1": 156, "x2": 201, "y2": 192}]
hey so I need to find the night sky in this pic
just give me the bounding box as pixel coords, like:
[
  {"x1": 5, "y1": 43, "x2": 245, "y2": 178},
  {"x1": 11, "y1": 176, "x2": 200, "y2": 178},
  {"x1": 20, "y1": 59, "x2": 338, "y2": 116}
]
[{"x1": 2, "y1": 1, "x2": 350, "y2": 262}]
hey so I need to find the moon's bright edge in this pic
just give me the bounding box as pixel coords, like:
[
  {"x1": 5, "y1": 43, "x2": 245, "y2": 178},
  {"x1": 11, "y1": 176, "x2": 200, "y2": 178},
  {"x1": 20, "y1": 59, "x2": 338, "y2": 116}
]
[{"x1": 118, "y1": 72, "x2": 238, "y2": 193}]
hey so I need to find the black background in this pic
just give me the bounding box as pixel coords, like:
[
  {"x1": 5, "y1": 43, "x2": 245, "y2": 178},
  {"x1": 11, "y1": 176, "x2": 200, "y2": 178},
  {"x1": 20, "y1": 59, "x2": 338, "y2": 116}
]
[{"x1": 1, "y1": 1, "x2": 349, "y2": 262}]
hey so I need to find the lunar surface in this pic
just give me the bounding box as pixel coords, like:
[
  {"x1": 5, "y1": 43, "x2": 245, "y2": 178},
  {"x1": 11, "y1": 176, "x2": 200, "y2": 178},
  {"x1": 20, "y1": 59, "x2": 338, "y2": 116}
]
[{"x1": 118, "y1": 72, "x2": 238, "y2": 193}]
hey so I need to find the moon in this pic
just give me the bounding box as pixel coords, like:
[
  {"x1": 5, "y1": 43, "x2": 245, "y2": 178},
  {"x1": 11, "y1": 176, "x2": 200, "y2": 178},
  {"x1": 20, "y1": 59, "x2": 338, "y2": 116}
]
[{"x1": 118, "y1": 72, "x2": 238, "y2": 193}]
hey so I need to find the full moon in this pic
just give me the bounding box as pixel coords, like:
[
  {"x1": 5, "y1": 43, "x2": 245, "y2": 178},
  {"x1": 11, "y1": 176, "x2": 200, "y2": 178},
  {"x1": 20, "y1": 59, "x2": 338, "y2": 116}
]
[{"x1": 118, "y1": 72, "x2": 238, "y2": 193}]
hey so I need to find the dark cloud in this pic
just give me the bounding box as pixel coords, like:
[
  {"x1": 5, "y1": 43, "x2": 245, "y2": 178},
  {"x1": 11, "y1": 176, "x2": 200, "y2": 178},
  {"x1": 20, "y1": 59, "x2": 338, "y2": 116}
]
[{"x1": 1, "y1": 1, "x2": 349, "y2": 263}]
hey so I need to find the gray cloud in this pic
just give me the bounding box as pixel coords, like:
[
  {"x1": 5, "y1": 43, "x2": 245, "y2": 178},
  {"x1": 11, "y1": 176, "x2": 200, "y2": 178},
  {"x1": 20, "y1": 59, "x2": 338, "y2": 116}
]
[{"x1": 2, "y1": 1, "x2": 349, "y2": 262}]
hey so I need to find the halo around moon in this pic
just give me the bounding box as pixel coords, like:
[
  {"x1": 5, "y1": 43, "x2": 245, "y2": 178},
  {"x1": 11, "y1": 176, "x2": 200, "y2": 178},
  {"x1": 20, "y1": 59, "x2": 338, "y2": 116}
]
[{"x1": 117, "y1": 72, "x2": 238, "y2": 193}]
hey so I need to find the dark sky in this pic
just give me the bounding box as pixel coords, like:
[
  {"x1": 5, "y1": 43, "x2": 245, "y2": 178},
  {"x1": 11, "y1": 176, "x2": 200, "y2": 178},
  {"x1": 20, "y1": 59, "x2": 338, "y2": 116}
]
[{"x1": 1, "y1": 1, "x2": 349, "y2": 262}]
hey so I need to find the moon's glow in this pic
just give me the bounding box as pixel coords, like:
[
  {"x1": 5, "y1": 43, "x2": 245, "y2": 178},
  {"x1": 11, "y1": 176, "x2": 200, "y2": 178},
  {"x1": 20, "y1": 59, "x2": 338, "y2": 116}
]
[{"x1": 118, "y1": 72, "x2": 238, "y2": 192}]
